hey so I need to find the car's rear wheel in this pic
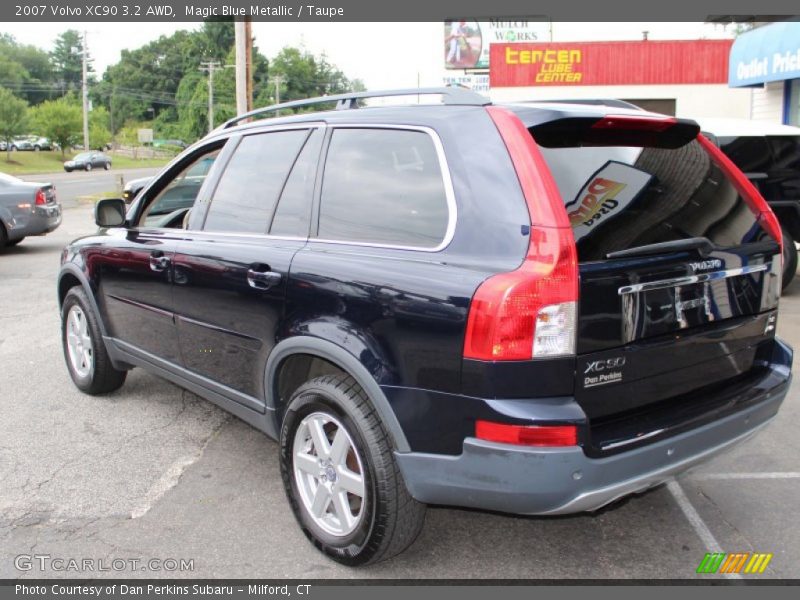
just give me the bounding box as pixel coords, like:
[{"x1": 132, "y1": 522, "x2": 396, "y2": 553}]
[
  {"x1": 85, "y1": 163, "x2": 93, "y2": 172},
  {"x1": 104, "y1": 162, "x2": 111, "y2": 170},
  {"x1": 781, "y1": 225, "x2": 798, "y2": 289},
  {"x1": 6, "y1": 237, "x2": 23, "y2": 247},
  {"x1": 61, "y1": 287, "x2": 127, "y2": 395},
  {"x1": 280, "y1": 374, "x2": 426, "y2": 566}
]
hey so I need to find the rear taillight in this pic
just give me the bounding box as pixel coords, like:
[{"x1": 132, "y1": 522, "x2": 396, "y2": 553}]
[
  {"x1": 697, "y1": 134, "x2": 783, "y2": 253},
  {"x1": 35, "y1": 189, "x2": 47, "y2": 205},
  {"x1": 463, "y1": 107, "x2": 578, "y2": 361},
  {"x1": 475, "y1": 420, "x2": 578, "y2": 447}
]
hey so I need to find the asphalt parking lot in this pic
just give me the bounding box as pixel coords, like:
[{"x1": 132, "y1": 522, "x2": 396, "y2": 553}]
[{"x1": 1, "y1": 203, "x2": 798, "y2": 580}]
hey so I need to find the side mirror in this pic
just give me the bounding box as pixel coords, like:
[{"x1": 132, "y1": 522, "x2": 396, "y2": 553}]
[{"x1": 95, "y1": 198, "x2": 127, "y2": 227}]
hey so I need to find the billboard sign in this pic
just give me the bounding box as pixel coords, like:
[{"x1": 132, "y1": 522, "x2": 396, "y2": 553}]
[
  {"x1": 137, "y1": 128, "x2": 154, "y2": 144},
  {"x1": 490, "y1": 40, "x2": 733, "y2": 87},
  {"x1": 444, "y1": 20, "x2": 549, "y2": 70},
  {"x1": 728, "y1": 21, "x2": 800, "y2": 87}
]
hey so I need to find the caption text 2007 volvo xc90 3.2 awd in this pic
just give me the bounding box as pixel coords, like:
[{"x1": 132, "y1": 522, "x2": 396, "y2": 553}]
[{"x1": 57, "y1": 88, "x2": 793, "y2": 565}]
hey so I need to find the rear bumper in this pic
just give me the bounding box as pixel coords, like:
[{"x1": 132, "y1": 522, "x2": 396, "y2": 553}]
[
  {"x1": 7, "y1": 205, "x2": 62, "y2": 239},
  {"x1": 395, "y1": 338, "x2": 792, "y2": 515}
]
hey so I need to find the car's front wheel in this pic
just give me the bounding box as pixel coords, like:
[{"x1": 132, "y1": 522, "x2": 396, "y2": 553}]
[
  {"x1": 61, "y1": 287, "x2": 127, "y2": 395},
  {"x1": 85, "y1": 163, "x2": 93, "y2": 172},
  {"x1": 280, "y1": 374, "x2": 426, "y2": 566}
]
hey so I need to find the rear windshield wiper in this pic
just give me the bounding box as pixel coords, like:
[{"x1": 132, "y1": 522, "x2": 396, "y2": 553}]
[{"x1": 606, "y1": 237, "x2": 716, "y2": 260}]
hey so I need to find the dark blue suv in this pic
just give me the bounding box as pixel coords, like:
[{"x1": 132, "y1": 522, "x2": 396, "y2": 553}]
[{"x1": 58, "y1": 88, "x2": 793, "y2": 565}]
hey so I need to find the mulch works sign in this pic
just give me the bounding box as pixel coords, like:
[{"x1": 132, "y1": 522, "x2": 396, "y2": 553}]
[{"x1": 489, "y1": 40, "x2": 733, "y2": 87}]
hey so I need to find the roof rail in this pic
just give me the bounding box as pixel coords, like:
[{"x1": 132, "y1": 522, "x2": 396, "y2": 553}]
[{"x1": 221, "y1": 86, "x2": 491, "y2": 129}]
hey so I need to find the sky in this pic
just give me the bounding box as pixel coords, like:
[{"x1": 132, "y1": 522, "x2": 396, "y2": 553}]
[{"x1": 4, "y1": 21, "x2": 739, "y2": 89}]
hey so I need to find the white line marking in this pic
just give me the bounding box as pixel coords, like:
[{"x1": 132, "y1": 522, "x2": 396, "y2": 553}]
[
  {"x1": 666, "y1": 479, "x2": 742, "y2": 580},
  {"x1": 130, "y1": 455, "x2": 197, "y2": 520},
  {"x1": 692, "y1": 472, "x2": 800, "y2": 480}
]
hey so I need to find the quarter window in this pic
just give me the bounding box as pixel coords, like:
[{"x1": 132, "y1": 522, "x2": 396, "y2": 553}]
[
  {"x1": 318, "y1": 128, "x2": 450, "y2": 248},
  {"x1": 203, "y1": 130, "x2": 309, "y2": 234}
]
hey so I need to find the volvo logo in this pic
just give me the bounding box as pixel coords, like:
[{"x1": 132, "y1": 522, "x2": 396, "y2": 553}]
[{"x1": 689, "y1": 259, "x2": 722, "y2": 272}]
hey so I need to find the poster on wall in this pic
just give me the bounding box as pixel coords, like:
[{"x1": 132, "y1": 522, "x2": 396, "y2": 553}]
[{"x1": 444, "y1": 20, "x2": 550, "y2": 70}]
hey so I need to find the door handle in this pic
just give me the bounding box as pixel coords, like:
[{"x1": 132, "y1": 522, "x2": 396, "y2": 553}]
[
  {"x1": 149, "y1": 252, "x2": 171, "y2": 272},
  {"x1": 247, "y1": 268, "x2": 282, "y2": 290}
]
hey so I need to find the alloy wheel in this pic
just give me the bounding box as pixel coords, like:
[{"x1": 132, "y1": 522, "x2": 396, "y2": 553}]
[
  {"x1": 66, "y1": 305, "x2": 94, "y2": 379},
  {"x1": 292, "y1": 411, "x2": 366, "y2": 537}
]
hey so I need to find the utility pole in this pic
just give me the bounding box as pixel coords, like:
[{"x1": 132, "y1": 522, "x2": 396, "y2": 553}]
[
  {"x1": 245, "y1": 18, "x2": 253, "y2": 111},
  {"x1": 81, "y1": 31, "x2": 90, "y2": 151},
  {"x1": 234, "y1": 22, "x2": 247, "y2": 116},
  {"x1": 199, "y1": 61, "x2": 222, "y2": 132},
  {"x1": 273, "y1": 74, "x2": 284, "y2": 103}
]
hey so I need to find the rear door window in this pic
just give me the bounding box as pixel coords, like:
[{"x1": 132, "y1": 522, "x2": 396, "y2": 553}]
[
  {"x1": 317, "y1": 128, "x2": 450, "y2": 248},
  {"x1": 203, "y1": 129, "x2": 309, "y2": 234},
  {"x1": 269, "y1": 129, "x2": 322, "y2": 237}
]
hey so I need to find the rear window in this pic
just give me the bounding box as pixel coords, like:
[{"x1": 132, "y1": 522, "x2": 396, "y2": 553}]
[{"x1": 538, "y1": 140, "x2": 769, "y2": 262}]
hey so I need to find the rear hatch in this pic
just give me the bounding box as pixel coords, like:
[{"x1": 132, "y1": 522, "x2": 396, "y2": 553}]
[{"x1": 521, "y1": 109, "x2": 783, "y2": 454}]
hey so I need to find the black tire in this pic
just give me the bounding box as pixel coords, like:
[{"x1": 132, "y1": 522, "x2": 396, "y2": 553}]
[
  {"x1": 6, "y1": 237, "x2": 23, "y2": 247},
  {"x1": 64, "y1": 168, "x2": 72, "y2": 173},
  {"x1": 34, "y1": 145, "x2": 40, "y2": 151},
  {"x1": 782, "y1": 226, "x2": 797, "y2": 290},
  {"x1": 61, "y1": 287, "x2": 127, "y2": 395},
  {"x1": 0, "y1": 223, "x2": 8, "y2": 247},
  {"x1": 85, "y1": 163, "x2": 93, "y2": 172},
  {"x1": 104, "y1": 162, "x2": 111, "y2": 170},
  {"x1": 280, "y1": 374, "x2": 426, "y2": 566}
]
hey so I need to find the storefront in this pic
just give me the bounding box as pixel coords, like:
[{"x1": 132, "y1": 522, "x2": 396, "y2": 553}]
[
  {"x1": 728, "y1": 21, "x2": 800, "y2": 125},
  {"x1": 485, "y1": 39, "x2": 753, "y2": 119}
]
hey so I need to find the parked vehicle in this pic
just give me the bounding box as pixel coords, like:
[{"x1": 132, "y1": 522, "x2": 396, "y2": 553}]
[
  {"x1": 31, "y1": 137, "x2": 53, "y2": 151},
  {"x1": 58, "y1": 88, "x2": 792, "y2": 565},
  {"x1": 0, "y1": 172, "x2": 61, "y2": 247},
  {"x1": 121, "y1": 176, "x2": 152, "y2": 204},
  {"x1": 695, "y1": 118, "x2": 800, "y2": 288},
  {"x1": 9, "y1": 137, "x2": 34, "y2": 151},
  {"x1": 153, "y1": 139, "x2": 188, "y2": 150},
  {"x1": 63, "y1": 152, "x2": 112, "y2": 172}
]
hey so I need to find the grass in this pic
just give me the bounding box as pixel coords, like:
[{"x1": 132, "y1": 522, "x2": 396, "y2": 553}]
[{"x1": 0, "y1": 150, "x2": 170, "y2": 175}]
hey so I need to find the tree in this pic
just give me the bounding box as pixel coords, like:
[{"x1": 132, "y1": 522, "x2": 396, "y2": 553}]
[
  {"x1": 89, "y1": 106, "x2": 112, "y2": 149},
  {"x1": 30, "y1": 96, "x2": 82, "y2": 156},
  {"x1": 50, "y1": 30, "x2": 84, "y2": 94},
  {"x1": 0, "y1": 88, "x2": 28, "y2": 161},
  {"x1": 257, "y1": 47, "x2": 362, "y2": 108},
  {"x1": 0, "y1": 34, "x2": 56, "y2": 105}
]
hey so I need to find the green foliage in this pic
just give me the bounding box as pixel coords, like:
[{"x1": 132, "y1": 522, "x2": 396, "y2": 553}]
[
  {"x1": 0, "y1": 88, "x2": 28, "y2": 160},
  {"x1": 89, "y1": 105, "x2": 112, "y2": 149},
  {"x1": 29, "y1": 96, "x2": 82, "y2": 156},
  {"x1": 0, "y1": 33, "x2": 56, "y2": 105},
  {"x1": 50, "y1": 30, "x2": 84, "y2": 93}
]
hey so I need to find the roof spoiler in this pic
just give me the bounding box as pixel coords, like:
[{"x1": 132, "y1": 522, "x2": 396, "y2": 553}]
[{"x1": 531, "y1": 115, "x2": 701, "y2": 149}]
